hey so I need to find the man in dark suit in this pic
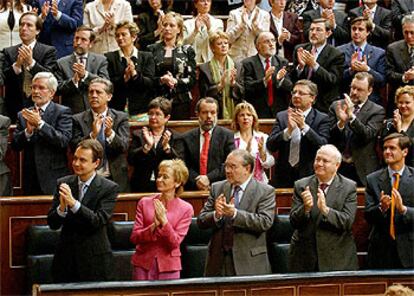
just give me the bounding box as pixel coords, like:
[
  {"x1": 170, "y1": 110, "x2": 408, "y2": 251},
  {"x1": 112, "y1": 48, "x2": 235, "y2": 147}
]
[
  {"x1": 268, "y1": 0, "x2": 302, "y2": 62},
  {"x1": 105, "y1": 21, "x2": 155, "y2": 115},
  {"x1": 71, "y1": 78, "x2": 129, "y2": 192},
  {"x1": 302, "y1": 0, "x2": 349, "y2": 46},
  {"x1": 348, "y1": 0, "x2": 392, "y2": 49},
  {"x1": 11, "y1": 72, "x2": 72, "y2": 195},
  {"x1": 329, "y1": 72, "x2": 385, "y2": 186},
  {"x1": 386, "y1": 14, "x2": 414, "y2": 115},
  {"x1": 56, "y1": 26, "x2": 109, "y2": 115},
  {"x1": 177, "y1": 97, "x2": 235, "y2": 190},
  {"x1": 291, "y1": 18, "x2": 344, "y2": 113},
  {"x1": 391, "y1": 0, "x2": 414, "y2": 41},
  {"x1": 289, "y1": 144, "x2": 358, "y2": 272},
  {"x1": 365, "y1": 133, "x2": 414, "y2": 269},
  {"x1": 337, "y1": 16, "x2": 386, "y2": 105},
  {"x1": 267, "y1": 79, "x2": 330, "y2": 188},
  {"x1": 48, "y1": 139, "x2": 118, "y2": 282},
  {"x1": 242, "y1": 31, "x2": 293, "y2": 118},
  {"x1": 1, "y1": 11, "x2": 57, "y2": 122},
  {"x1": 198, "y1": 149, "x2": 275, "y2": 276},
  {"x1": 33, "y1": 0, "x2": 83, "y2": 58},
  {"x1": 0, "y1": 115, "x2": 11, "y2": 196}
]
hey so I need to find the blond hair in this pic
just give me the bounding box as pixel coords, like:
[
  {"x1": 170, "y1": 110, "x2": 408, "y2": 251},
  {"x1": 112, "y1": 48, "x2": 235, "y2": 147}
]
[
  {"x1": 231, "y1": 102, "x2": 259, "y2": 131},
  {"x1": 158, "y1": 159, "x2": 189, "y2": 196}
]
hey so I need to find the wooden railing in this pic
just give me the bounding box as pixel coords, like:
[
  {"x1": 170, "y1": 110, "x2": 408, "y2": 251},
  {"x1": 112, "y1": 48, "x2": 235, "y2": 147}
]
[{"x1": 0, "y1": 188, "x2": 370, "y2": 296}]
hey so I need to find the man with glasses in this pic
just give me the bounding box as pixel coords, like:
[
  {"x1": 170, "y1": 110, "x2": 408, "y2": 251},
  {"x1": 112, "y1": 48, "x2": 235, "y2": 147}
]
[
  {"x1": 243, "y1": 31, "x2": 292, "y2": 118},
  {"x1": 288, "y1": 144, "x2": 358, "y2": 272},
  {"x1": 291, "y1": 18, "x2": 344, "y2": 113},
  {"x1": 266, "y1": 79, "x2": 330, "y2": 188},
  {"x1": 198, "y1": 149, "x2": 275, "y2": 276},
  {"x1": 11, "y1": 72, "x2": 72, "y2": 195}
]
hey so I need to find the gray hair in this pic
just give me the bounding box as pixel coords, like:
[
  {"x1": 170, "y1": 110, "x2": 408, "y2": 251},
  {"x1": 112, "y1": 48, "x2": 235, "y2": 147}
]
[
  {"x1": 402, "y1": 13, "x2": 414, "y2": 26},
  {"x1": 228, "y1": 149, "x2": 255, "y2": 173},
  {"x1": 32, "y1": 72, "x2": 58, "y2": 92},
  {"x1": 317, "y1": 144, "x2": 342, "y2": 164},
  {"x1": 89, "y1": 77, "x2": 114, "y2": 94}
]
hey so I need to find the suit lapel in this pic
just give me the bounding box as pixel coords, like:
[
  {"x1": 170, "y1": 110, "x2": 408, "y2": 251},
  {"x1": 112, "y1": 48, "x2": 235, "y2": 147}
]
[
  {"x1": 42, "y1": 101, "x2": 54, "y2": 123},
  {"x1": 379, "y1": 168, "x2": 391, "y2": 195},
  {"x1": 82, "y1": 174, "x2": 101, "y2": 206},
  {"x1": 83, "y1": 110, "x2": 94, "y2": 132},
  {"x1": 324, "y1": 175, "x2": 342, "y2": 209},
  {"x1": 253, "y1": 55, "x2": 265, "y2": 78},
  {"x1": 399, "y1": 42, "x2": 410, "y2": 68},
  {"x1": 238, "y1": 178, "x2": 255, "y2": 209},
  {"x1": 223, "y1": 181, "x2": 232, "y2": 203},
  {"x1": 269, "y1": 11, "x2": 277, "y2": 38},
  {"x1": 305, "y1": 108, "x2": 316, "y2": 126}
]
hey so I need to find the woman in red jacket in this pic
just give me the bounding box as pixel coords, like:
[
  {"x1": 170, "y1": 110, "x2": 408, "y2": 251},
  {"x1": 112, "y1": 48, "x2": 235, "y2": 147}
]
[{"x1": 130, "y1": 159, "x2": 194, "y2": 280}]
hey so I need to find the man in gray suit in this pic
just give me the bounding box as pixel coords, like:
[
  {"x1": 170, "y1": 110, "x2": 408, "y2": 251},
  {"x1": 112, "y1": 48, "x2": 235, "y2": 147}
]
[
  {"x1": 71, "y1": 77, "x2": 129, "y2": 192},
  {"x1": 365, "y1": 133, "x2": 414, "y2": 269},
  {"x1": 289, "y1": 144, "x2": 358, "y2": 272},
  {"x1": 197, "y1": 149, "x2": 275, "y2": 276},
  {"x1": 0, "y1": 115, "x2": 11, "y2": 196},
  {"x1": 56, "y1": 26, "x2": 109, "y2": 114},
  {"x1": 328, "y1": 72, "x2": 385, "y2": 186}
]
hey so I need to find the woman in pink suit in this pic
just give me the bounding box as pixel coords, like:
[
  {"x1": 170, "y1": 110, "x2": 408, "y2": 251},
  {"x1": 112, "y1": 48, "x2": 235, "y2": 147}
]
[{"x1": 130, "y1": 159, "x2": 194, "y2": 280}]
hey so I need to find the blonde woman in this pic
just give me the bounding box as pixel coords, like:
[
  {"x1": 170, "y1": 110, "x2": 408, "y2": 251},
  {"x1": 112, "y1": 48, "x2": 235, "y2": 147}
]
[
  {"x1": 130, "y1": 159, "x2": 193, "y2": 280},
  {"x1": 232, "y1": 102, "x2": 274, "y2": 183},
  {"x1": 148, "y1": 12, "x2": 196, "y2": 119},
  {"x1": 199, "y1": 31, "x2": 241, "y2": 119}
]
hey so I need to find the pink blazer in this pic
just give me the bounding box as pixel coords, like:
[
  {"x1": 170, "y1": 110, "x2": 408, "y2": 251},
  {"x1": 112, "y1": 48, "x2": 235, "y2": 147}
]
[{"x1": 130, "y1": 194, "x2": 194, "y2": 273}]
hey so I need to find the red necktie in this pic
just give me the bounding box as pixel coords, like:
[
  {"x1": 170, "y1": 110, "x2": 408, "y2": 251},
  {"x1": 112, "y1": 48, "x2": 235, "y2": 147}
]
[
  {"x1": 200, "y1": 131, "x2": 210, "y2": 175},
  {"x1": 265, "y1": 58, "x2": 273, "y2": 107}
]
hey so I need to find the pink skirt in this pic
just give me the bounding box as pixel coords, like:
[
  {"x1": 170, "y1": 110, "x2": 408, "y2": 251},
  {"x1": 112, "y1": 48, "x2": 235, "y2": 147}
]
[{"x1": 132, "y1": 258, "x2": 180, "y2": 280}]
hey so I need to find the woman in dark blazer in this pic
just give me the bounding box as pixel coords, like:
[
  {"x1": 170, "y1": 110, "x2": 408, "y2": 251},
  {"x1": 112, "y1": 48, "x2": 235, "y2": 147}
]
[
  {"x1": 135, "y1": 0, "x2": 166, "y2": 50},
  {"x1": 105, "y1": 21, "x2": 155, "y2": 115},
  {"x1": 147, "y1": 11, "x2": 196, "y2": 120},
  {"x1": 198, "y1": 31, "x2": 241, "y2": 119},
  {"x1": 128, "y1": 97, "x2": 180, "y2": 192},
  {"x1": 380, "y1": 85, "x2": 414, "y2": 166}
]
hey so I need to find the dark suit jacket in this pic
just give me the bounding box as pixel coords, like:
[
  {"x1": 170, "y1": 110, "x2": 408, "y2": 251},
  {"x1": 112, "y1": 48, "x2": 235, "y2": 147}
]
[
  {"x1": 127, "y1": 128, "x2": 179, "y2": 192},
  {"x1": 365, "y1": 166, "x2": 414, "y2": 269},
  {"x1": 56, "y1": 52, "x2": 109, "y2": 115},
  {"x1": 71, "y1": 108, "x2": 130, "y2": 192},
  {"x1": 147, "y1": 42, "x2": 196, "y2": 106},
  {"x1": 266, "y1": 108, "x2": 330, "y2": 188},
  {"x1": 386, "y1": 40, "x2": 413, "y2": 89},
  {"x1": 0, "y1": 115, "x2": 11, "y2": 196},
  {"x1": 291, "y1": 43, "x2": 344, "y2": 113},
  {"x1": 329, "y1": 99, "x2": 385, "y2": 186},
  {"x1": 177, "y1": 126, "x2": 235, "y2": 190},
  {"x1": 11, "y1": 102, "x2": 72, "y2": 195},
  {"x1": 33, "y1": 0, "x2": 83, "y2": 58},
  {"x1": 136, "y1": 11, "x2": 159, "y2": 51},
  {"x1": 392, "y1": 0, "x2": 414, "y2": 41},
  {"x1": 337, "y1": 42, "x2": 386, "y2": 105},
  {"x1": 269, "y1": 11, "x2": 302, "y2": 62},
  {"x1": 104, "y1": 50, "x2": 155, "y2": 115},
  {"x1": 197, "y1": 178, "x2": 275, "y2": 276},
  {"x1": 47, "y1": 174, "x2": 119, "y2": 282},
  {"x1": 289, "y1": 174, "x2": 359, "y2": 272},
  {"x1": 2, "y1": 42, "x2": 57, "y2": 122},
  {"x1": 348, "y1": 6, "x2": 392, "y2": 49},
  {"x1": 302, "y1": 8, "x2": 350, "y2": 46},
  {"x1": 242, "y1": 54, "x2": 293, "y2": 118},
  {"x1": 198, "y1": 61, "x2": 242, "y2": 117}
]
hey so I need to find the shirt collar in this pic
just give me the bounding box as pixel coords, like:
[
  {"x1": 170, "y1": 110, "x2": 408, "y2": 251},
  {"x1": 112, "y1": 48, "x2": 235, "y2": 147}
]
[
  {"x1": 92, "y1": 108, "x2": 108, "y2": 118},
  {"x1": 302, "y1": 107, "x2": 312, "y2": 118},
  {"x1": 199, "y1": 126, "x2": 214, "y2": 135},
  {"x1": 317, "y1": 175, "x2": 335, "y2": 186},
  {"x1": 314, "y1": 42, "x2": 327, "y2": 53},
  {"x1": 24, "y1": 40, "x2": 36, "y2": 49},
  {"x1": 388, "y1": 166, "x2": 405, "y2": 179},
  {"x1": 36, "y1": 100, "x2": 51, "y2": 113},
  {"x1": 234, "y1": 174, "x2": 253, "y2": 193},
  {"x1": 78, "y1": 172, "x2": 96, "y2": 187},
  {"x1": 352, "y1": 41, "x2": 367, "y2": 52},
  {"x1": 119, "y1": 47, "x2": 138, "y2": 60}
]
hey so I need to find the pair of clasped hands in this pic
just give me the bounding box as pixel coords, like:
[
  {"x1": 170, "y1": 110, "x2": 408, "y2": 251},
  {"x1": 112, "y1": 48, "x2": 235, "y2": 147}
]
[
  {"x1": 379, "y1": 190, "x2": 407, "y2": 214},
  {"x1": 301, "y1": 186, "x2": 329, "y2": 216},
  {"x1": 214, "y1": 194, "x2": 236, "y2": 219},
  {"x1": 151, "y1": 199, "x2": 168, "y2": 231}
]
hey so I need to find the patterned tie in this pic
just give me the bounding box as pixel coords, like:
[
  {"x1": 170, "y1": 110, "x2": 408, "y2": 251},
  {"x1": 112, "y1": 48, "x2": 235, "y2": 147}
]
[
  {"x1": 356, "y1": 47, "x2": 362, "y2": 61},
  {"x1": 222, "y1": 186, "x2": 241, "y2": 251},
  {"x1": 390, "y1": 173, "x2": 400, "y2": 240},
  {"x1": 307, "y1": 47, "x2": 317, "y2": 79},
  {"x1": 23, "y1": 67, "x2": 32, "y2": 98},
  {"x1": 200, "y1": 131, "x2": 210, "y2": 175},
  {"x1": 319, "y1": 182, "x2": 329, "y2": 194},
  {"x1": 353, "y1": 104, "x2": 360, "y2": 115},
  {"x1": 409, "y1": 47, "x2": 414, "y2": 68},
  {"x1": 233, "y1": 185, "x2": 241, "y2": 208},
  {"x1": 265, "y1": 58, "x2": 273, "y2": 107},
  {"x1": 96, "y1": 114, "x2": 107, "y2": 168},
  {"x1": 78, "y1": 181, "x2": 88, "y2": 202},
  {"x1": 289, "y1": 127, "x2": 301, "y2": 167}
]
